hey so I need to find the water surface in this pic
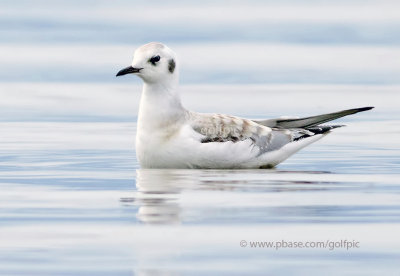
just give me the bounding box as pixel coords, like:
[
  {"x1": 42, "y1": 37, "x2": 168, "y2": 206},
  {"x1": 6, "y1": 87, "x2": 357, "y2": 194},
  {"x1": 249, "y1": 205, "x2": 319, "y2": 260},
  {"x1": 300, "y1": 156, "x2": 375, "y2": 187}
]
[{"x1": 0, "y1": 85, "x2": 399, "y2": 275}]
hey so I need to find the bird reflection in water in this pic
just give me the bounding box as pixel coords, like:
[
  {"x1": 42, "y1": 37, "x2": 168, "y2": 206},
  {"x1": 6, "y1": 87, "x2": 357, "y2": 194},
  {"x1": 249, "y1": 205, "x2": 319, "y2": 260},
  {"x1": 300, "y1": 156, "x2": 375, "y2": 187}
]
[
  {"x1": 125, "y1": 169, "x2": 250, "y2": 224},
  {"x1": 131, "y1": 169, "x2": 188, "y2": 224},
  {"x1": 121, "y1": 169, "x2": 337, "y2": 225}
]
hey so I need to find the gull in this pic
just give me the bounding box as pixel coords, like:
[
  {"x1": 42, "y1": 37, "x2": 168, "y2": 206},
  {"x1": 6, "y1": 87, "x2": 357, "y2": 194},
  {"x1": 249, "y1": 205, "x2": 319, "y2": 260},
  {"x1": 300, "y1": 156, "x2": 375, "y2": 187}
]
[{"x1": 116, "y1": 42, "x2": 373, "y2": 169}]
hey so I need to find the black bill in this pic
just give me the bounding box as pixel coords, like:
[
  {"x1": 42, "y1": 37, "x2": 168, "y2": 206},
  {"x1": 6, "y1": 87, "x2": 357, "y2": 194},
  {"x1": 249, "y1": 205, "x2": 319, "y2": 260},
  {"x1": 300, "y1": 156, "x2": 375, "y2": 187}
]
[{"x1": 116, "y1": 66, "x2": 142, "y2": 77}]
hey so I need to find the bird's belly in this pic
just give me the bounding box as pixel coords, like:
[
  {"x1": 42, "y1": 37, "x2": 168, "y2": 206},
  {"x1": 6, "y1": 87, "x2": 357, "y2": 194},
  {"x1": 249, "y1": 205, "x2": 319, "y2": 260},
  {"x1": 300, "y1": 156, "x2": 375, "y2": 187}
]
[
  {"x1": 135, "y1": 130, "x2": 192, "y2": 169},
  {"x1": 135, "y1": 132, "x2": 254, "y2": 169},
  {"x1": 135, "y1": 125, "x2": 308, "y2": 169}
]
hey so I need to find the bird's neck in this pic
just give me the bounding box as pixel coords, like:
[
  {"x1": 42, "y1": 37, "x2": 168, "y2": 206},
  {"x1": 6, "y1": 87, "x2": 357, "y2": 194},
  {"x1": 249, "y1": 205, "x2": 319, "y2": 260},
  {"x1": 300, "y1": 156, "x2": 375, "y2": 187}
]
[{"x1": 137, "y1": 81, "x2": 185, "y2": 129}]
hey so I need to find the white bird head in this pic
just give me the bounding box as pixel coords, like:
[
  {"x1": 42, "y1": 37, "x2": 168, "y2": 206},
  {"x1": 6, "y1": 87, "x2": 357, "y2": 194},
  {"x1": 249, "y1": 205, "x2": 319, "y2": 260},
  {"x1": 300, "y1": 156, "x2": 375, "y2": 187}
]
[{"x1": 116, "y1": 42, "x2": 178, "y2": 84}]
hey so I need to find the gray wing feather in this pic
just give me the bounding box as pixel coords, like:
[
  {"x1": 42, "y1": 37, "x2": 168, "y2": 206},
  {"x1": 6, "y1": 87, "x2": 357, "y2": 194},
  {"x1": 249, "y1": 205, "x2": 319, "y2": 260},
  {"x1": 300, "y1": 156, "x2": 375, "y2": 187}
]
[
  {"x1": 251, "y1": 129, "x2": 292, "y2": 154},
  {"x1": 190, "y1": 112, "x2": 293, "y2": 154},
  {"x1": 254, "y1": 107, "x2": 374, "y2": 129}
]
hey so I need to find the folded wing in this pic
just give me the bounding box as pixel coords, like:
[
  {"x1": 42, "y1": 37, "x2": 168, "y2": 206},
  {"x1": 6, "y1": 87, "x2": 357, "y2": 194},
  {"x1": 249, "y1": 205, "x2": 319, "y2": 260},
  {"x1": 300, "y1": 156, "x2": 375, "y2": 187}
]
[
  {"x1": 189, "y1": 112, "x2": 293, "y2": 155},
  {"x1": 253, "y1": 107, "x2": 374, "y2": 129}
]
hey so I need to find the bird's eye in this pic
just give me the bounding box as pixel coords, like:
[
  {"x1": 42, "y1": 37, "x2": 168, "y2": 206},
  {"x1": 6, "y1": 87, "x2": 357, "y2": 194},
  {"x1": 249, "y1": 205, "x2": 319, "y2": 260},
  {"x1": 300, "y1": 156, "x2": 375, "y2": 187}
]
[{"x1": 149, "y1": 55, "x2": 161, "y2": 65}]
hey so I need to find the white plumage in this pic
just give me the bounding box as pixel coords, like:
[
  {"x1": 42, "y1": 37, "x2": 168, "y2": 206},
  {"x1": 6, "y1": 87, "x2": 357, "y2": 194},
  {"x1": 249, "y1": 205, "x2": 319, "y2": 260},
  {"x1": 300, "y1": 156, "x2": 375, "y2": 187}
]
[{"x1": 116, "y1": 42, "x2": 373, "y2": 169}]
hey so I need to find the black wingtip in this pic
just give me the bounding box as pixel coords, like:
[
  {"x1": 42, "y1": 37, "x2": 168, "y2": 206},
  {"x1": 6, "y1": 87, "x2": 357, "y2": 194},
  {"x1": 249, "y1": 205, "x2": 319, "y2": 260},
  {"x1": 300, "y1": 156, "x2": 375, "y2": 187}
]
[
  {"x1": 345, "y1": 106, "x2": 375, "y2": 115},
  {"x1": 358, "y1": 106, "x2": 374, "y2": 112}
]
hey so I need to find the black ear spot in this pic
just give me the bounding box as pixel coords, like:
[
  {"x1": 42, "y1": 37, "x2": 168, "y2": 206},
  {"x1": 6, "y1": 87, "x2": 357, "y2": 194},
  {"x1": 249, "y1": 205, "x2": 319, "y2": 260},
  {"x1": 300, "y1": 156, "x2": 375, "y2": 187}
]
[{"x1": 168, "y1": 59, "x2": 176, "y2": 73}]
